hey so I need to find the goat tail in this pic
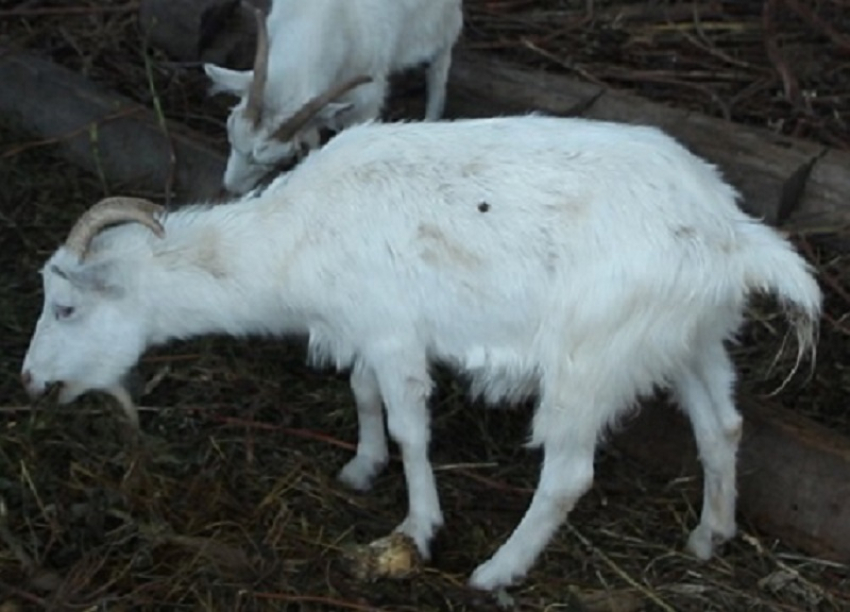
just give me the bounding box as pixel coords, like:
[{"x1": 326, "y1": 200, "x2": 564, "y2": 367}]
[{"x1": 738, "y1": 221, "x2": 822, "y2": 366}]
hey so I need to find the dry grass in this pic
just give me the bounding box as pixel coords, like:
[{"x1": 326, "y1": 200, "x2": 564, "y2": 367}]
[{"x1": 1, "y1": 1, "x2": 849, "y2": 610}]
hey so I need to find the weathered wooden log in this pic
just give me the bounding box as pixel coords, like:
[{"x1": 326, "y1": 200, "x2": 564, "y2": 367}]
[
  {"x1": 739, "y1": 402, "x2": 850, "y2": 561},
  {"x1": 0, "y1": 48, "x2": 225, "y2": 202},
  {"x1": 800, "y1": 148, "x2": 850, "y2": 233},
  {"x1": 139, "y1": 0, "x2": 257, "y2": 70},
  {"x1": 138, "y1": 0, "x2": 849, "y2": 232},
  {"x1": 617, "y1": 397, "x2": 850, "y2": 561}
]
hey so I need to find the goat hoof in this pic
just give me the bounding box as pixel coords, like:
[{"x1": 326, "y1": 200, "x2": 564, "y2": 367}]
[
  {"x1": 337, "y1": 456, "x2": 387, "y2": 491},
  {"x1": 687, "y1": 524, "x2": 734, "y2": 560},
  {"x1": 469, "y1": 558, "x2": 524, "y2": 592},
  {"x1": 394, "y1": 515, "x2": 442, "y2": 560}
]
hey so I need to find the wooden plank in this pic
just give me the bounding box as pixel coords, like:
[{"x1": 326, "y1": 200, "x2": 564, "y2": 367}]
[
  {"x1": 739, "y1": 402, "x2": 850, "y2": 560},
  {"x1": 446, "y1": 49, "x2": 603, "y2": 119},
  {"x1": 0, "y1": 49, "x2": 225, "y2": 202},
  {"x1": 616, "y1": 400, "x2": 850, "y2": 561},
  {"x1": 799, "y1": 148, "x2": 850, "y2": 233}
]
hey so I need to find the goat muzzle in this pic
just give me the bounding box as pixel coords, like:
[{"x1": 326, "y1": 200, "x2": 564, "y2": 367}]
[{"x1": 20, "y1": 369, "x2": 55, "y2": 400}]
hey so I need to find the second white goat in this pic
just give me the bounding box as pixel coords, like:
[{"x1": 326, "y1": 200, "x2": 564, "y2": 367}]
[
  {"x1": 21, "y1": 116, "x2": 821, "y2": 590},
  {"x1": 205, "y1": 0, "x2": 463, "y2": 194}
]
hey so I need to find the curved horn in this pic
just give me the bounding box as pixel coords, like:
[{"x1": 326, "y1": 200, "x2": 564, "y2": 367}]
[
  {"x1": 243, "y1": 5, "x2": 270, "y2": 127},
  {"x1": 65, "y1": 197, "x2": 166, "y2": 260},
  {"x1": 271, "y1": 75, "x2": 373, "y2": 143}
]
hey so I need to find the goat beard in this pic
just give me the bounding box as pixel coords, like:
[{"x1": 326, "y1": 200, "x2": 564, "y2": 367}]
[{"x1": 55, "y1": 371, "x2": 140, "y2": 430}]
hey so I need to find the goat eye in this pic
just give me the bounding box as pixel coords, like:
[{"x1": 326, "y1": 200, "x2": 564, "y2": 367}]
[{"x1": 54, "y1": 305, "x2": 75, "y2": 320}]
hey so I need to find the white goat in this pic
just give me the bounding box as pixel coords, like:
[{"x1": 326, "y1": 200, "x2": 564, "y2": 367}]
[
  {"x1": 22, "y1": 116, "x2": 821, "y2": 590},
  {"x1": 204, "y1": 0, "x2": 463, "y2": 194}
]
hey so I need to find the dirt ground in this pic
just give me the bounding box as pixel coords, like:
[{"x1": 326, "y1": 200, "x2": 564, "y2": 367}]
[{"x1": 1, "y1": 1, "x2": 848, "y2": 610}]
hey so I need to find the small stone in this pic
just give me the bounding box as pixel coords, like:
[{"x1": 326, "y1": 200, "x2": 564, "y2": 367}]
[{"x1": 344, "y1": 532, "x2": 423, "y2": 582}]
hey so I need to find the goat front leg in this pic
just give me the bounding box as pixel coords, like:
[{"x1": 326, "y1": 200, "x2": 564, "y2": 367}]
[
  {"x1": 423, "y1": 46, "x2": 453, "y2": 120},
  {"x1": 373, "y1": 352, "x2": 443, "y2": 558},
  {"x1": 338, "y1": 361, "x2": 389, "y2": 491}
]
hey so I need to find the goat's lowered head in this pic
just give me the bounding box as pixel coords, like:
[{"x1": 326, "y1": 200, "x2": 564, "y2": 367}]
[
  {"x1": 204, "y1": 7, "x2": 371, "y2": 194},
  {"x1": 21, "y1": 198, "x2": 165, "y2": 416}
]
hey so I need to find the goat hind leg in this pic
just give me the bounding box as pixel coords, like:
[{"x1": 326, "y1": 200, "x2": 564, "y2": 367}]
[
  {"x1": 469, "y1": 402, "x2": 597, "y2": 590},
  {"x1": 674, "y1": 342, "x2": 742, "y2": 559}
]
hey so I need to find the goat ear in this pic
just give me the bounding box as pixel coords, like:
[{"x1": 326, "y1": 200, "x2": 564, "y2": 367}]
[
  {"x1": 65, "y1": 261, "x2": 124, "y2": 297},
  {"x1": 203, "y1": 64, "x2": 254, "y2": 96},
  {"x1": 317, "y1": 102, "x2": 354, "y2": 130}
]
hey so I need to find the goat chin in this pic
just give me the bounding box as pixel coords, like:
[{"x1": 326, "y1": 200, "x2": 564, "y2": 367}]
[{"x1": 22, "y1": 115, "x2": 822, "y2": 591}]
